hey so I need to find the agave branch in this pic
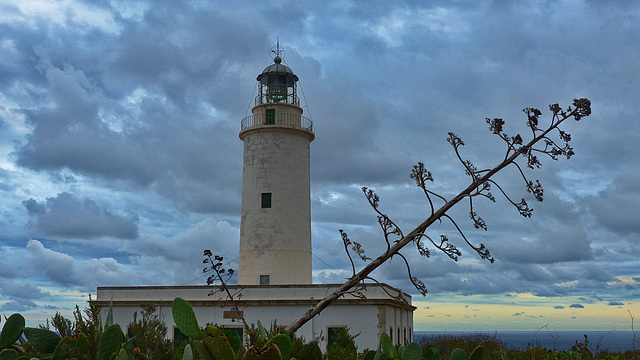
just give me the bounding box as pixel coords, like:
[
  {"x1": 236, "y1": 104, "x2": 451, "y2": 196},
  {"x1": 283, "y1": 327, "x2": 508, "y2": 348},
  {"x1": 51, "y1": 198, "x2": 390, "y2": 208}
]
[
  {"x1": 351, "y1": 240, "x2": 371, "y2": 262},
  {"x1": 396, "y1": 252, "x2": 429, "y2": 296},
  {"x1": 340, "y1": 229, "x2": 371, "y2": 277},
  {"x1": 448, "y1": 133, "x2": 482, "y2": 181},
  {"x1": 415, "y1": 233, "x2": 461, "y2": 261},
  {"x1": 285, "y1": 99, "x2": 591, "y2": 334},
  {"x1": 485, "y1": 179, "x2": 532, "y2": 217},
  {"x1": 414, "y1": 235, "x2": 431, "y2": 258},
  {"x1": 340, "y1": 229, "x2": 356, "y2": 276},
  {"x1": 469, "y1": 195, "x2": 488, "y2": 231},
  {"x1": 410, "y1": 162, "x2": 444, "y2": 215},
  {"x1": 443, "y1": 214, "x2": 494, "y2": 263},
  {"x1": 202, "y1": 250, "x2": 247, "y2": 327},
  {"x1": 337, "y1": 281, "x2": 367, "y2": 300},
  {"x1": 361, "y1": 276, "x2": 413, "y2": 308},
  {"x1": 364, "y1": 187, "x2": 404, "y2": 255}
]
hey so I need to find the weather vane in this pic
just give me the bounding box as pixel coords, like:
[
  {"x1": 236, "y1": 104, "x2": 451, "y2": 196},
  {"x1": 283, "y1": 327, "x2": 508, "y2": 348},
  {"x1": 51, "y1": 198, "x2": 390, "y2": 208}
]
[{"x1": 270, "y1": 36, "x2": 285, "y2": 60}]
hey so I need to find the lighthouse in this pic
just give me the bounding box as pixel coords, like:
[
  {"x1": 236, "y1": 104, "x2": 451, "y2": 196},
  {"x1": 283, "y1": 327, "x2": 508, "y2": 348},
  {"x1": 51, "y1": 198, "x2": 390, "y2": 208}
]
[
  {"x1": 238, "y1": 48, "x2": 314, "y2": 285},
  {"x1": 97, "y1": 47, "x2": 414, "y2": 350}
]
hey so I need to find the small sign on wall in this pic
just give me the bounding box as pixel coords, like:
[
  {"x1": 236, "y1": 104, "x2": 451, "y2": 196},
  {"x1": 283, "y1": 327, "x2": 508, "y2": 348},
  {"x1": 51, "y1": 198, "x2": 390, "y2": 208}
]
[{"x1": 223, "y1": 310, "x2": 244, "y2": 320}]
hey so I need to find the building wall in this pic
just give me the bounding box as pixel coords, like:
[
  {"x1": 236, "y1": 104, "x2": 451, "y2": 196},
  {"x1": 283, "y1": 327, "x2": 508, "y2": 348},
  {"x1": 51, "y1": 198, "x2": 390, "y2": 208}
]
[
  {"x1": 382, "y1": 305, "x2": 414, "y2": 346},
  {"x1": 97, "y1": 285, "x2": 415, "y2": 351},
  {"x1": 101, "y1": 302, "x2": 407, "y2": 352}
]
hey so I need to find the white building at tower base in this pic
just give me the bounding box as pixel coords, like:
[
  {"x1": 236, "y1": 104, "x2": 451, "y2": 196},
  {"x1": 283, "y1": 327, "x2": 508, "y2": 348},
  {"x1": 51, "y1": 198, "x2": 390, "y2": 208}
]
[{"x1": 96, "y1": 283, "x2": 415, "y2": 351}]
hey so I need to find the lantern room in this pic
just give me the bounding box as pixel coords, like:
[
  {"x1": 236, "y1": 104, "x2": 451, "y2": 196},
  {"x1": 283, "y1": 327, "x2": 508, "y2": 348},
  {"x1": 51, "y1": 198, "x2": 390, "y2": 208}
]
[{"x1": 256, "y1": 55, "x2": 299, "y2": 106}]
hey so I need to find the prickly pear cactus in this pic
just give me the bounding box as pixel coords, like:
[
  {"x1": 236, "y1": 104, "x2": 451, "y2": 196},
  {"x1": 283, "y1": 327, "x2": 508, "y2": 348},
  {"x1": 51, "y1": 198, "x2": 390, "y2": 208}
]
[
  {"x1": 182, "y1": 343, "x2": 193, "y2": 360},
  {"x1": 297, "y1": 341, "x2": 322, "y2": 360},
  {"x1": 51, "y1": 333, "x2": 89, "y2": 360},
  {"x1": 0, "y1": 314, "x2": 25, "y2": 350},
  {"x1": 399, "y1": 342, "x2": 422, "y2": 360},
  {"x1": 202, "y1": 326, "x2": 235, "y2": 360},
  {"x1": 468, "y1": 345, "x2": 483, "y2": 360},
  {"x1": 243, "y1": 343, "x2": 282, "y2": 360},
  {"x1": 379, "y1": 333, "x2": 397, "y2": 359},
  {"x1": 449, "y1": 348, "x2": 467, "y2": 360},
  {"x1": 23, "y1": 327, "x2": 61, "y2": 353},
  {"x1": 425, "y1": 346, "x2": 441, "y2": 360},
  {"x1": 0, "y1": 348, "x2": 20, "y2": 360},
  {"x1": 97, "y1": 324, "x2": 124, "y2": 360},
  {"x1": 374, "y1": 351, "x2": 391, "y2": 360},
  {"x1": 114, "y1": 348, "x2": 129, "y2": 360},
  {"x1": 371, "y1": 333, "x2": 424, "y2": 360},
  {"x1": 172, "y1": 298, "x2": 202, "y2": 340},
  {"x1": 264, "y1": 334, "x2": 291, "y2": 360},
  {"x1": 191, "y1": 339, "x2": 214, "y2": 360}
]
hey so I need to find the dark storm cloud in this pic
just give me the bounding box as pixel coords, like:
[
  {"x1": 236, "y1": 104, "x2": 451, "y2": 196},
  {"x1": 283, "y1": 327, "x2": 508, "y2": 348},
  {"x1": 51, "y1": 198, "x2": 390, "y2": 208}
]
[
  {"x1": 585, "y1": 175, "x2": 640, "y2": 236},
  {"x1": 309, "y1": 72, "x2": 410, "y2": 185},
  {"x1": 0, "y1": 279, "x2": 48, "y2": 300},
  {"x1": 23, "y1": 192, "x2": 139, "y2": 239},
  {"x1": 491, "y1": 223, "x2": 592, "y2": 265},
  {"x1": 7, "y1": 2, "x2": 265, "y2": 215},
  {"x1": 25, "y1": 239, "x2": 146, "y2": 290},
  {"x1": 107, "y1": 5, "x2": 267, "y2": 112},
  {"x1": 1, "y1": 0, "x2": 640, "y2": 322},
  {"x1": 578, "y1": 295, "x2": 603, "y2": 304},
  {"x1": 0, "y1": 168, "x2": 21, "y2": 192},
  {"x1": 25, "y1": 239, "x2": 76, "y2": 286},
  {"x1": 0, "y1": 259, "x2": 19, "y2": 279},
  {"x1": 0, "y1": 300, "x2": 38, "y2": 312}
]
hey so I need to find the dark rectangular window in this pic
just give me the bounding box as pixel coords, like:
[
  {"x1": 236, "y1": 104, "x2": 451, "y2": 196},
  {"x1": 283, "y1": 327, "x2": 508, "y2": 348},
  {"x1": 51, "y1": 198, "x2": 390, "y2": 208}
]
[
  {"x1": 266, "y1": 109, "x2": 275, "y2": 124},
  {"x1": 221, "y1": 327, "x2": 243, "y2": 342},
  {"x1": 260, "y1": 275, "x2": 270, "y2": 285},
  {"x1": 261, "y1": 193, "x2": 271, "y2": 208}
]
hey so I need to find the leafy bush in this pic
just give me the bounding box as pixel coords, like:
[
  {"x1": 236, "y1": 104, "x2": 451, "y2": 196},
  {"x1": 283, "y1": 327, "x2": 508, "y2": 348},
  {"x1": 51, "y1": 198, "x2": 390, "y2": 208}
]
[
  {"x1": 126, "y1": 303, "x2": 174, "y2": 360},
  {"x1": 326, "y1": 327, "x2": 358, "y2": 360}
]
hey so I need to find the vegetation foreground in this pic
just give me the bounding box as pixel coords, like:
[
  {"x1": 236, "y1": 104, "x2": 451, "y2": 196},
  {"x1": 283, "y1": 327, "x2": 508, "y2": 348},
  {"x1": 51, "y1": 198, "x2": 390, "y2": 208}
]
[{"x1": 1, "y1": 298, "x2": 639, "y2": 360}]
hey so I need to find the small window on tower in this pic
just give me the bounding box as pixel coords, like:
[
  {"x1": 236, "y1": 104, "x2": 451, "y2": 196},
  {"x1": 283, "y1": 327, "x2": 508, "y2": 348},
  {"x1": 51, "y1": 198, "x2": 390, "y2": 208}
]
[
  {"x1": 260, "y1": 275, "x2": 270, "y2": 285},
  {"x1": 261, "y1": 193, "x2": 272, "y2": 208},
  {"x1": 266, "y1": 109, "x2": 275, "y2": 124}
]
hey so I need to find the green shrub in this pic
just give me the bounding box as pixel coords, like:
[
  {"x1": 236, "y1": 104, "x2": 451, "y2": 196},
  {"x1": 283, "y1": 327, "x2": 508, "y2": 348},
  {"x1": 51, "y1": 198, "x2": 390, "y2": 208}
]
[
  {"x1": 326, "y1": 327, "x2": 358, "y2": 360},
  {"x1": 126, "y1": 303, "x2": 174, "y2": 360}
]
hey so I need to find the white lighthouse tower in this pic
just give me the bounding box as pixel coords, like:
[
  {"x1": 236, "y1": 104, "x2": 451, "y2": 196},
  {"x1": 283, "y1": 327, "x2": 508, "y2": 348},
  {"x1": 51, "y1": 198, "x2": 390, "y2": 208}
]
[{"x1": 238, "y1": 47, "x2": 314, "y2": 285}]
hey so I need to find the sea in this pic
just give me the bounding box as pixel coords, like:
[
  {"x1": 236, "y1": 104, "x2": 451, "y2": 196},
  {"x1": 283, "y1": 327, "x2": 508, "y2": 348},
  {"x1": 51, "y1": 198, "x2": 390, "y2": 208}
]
[{"x1": 415, "y1": 331, "x2": 639, "y2": 353}]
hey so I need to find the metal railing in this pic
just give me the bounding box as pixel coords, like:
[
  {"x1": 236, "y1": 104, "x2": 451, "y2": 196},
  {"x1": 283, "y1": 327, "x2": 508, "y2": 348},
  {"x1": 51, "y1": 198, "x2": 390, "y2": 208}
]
[
  {"x1": 255, "y1": 94, "x2": 300, "y2": 107},
  {"x1": 241, "y1": 113, "x2": 313, "y2": 132}
]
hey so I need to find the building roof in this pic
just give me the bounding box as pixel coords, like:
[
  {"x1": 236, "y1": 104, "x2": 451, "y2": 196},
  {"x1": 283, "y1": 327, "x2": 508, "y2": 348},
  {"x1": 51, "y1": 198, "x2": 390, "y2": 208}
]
[
  {"x1": 94, "y1": 283, "x2": 416, "y2": 311},
  {"x1": 256, "y1": 56, "x2": 299, "y2": 81}
]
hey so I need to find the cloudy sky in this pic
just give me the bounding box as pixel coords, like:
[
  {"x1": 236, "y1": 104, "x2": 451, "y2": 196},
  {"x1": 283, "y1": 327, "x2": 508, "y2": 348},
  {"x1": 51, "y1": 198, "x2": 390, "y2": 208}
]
[{"x1": 1, "y1": 0, "x2": 639, "y2": 331}]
